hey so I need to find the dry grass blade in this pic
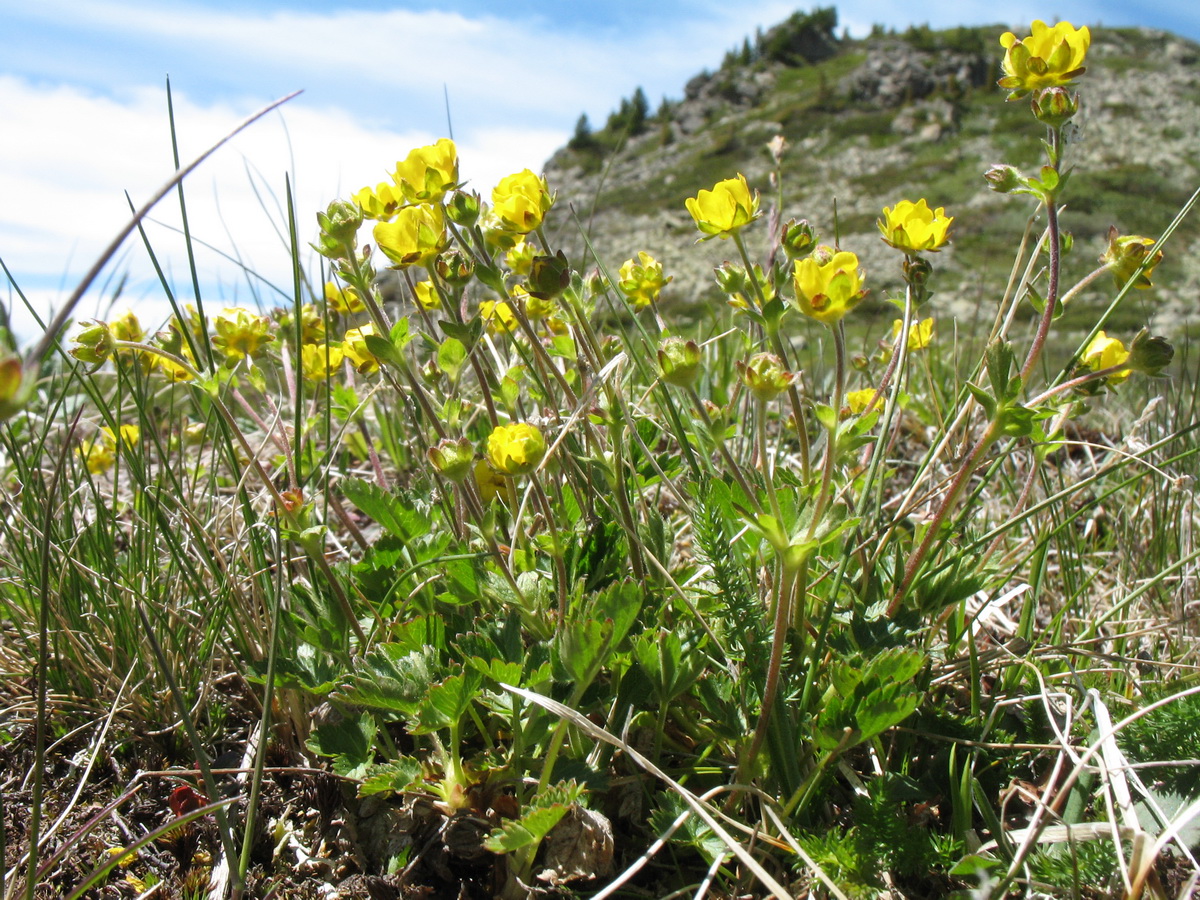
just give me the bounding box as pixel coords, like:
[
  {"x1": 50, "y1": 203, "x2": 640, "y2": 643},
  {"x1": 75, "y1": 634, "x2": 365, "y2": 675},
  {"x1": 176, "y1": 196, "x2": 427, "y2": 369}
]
[{"x1": 500, "y1": 683, "x2": 795, "y2": 900}]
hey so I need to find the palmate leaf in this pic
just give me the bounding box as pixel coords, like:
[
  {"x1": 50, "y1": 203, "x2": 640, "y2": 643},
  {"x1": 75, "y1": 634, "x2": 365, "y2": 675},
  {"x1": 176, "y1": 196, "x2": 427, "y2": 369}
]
[
  {"x1": 335, "y1": 643, "x2": 437, "y2": 714},
  {"x1": 359, "y1": 757, "x2": 426, "y2": 797},
  {"x1": 306, "y1": 710, "x2": 377, "y2": 779},
  {"x1": 410, "y1": 668, "x2": 484, "y2": 734},
  {"x1": 483, "y1": 781, "x2": 585, "y2": 853},
  {"x1": 340, "y1": 478, "x2": 431, "y2": 543}
]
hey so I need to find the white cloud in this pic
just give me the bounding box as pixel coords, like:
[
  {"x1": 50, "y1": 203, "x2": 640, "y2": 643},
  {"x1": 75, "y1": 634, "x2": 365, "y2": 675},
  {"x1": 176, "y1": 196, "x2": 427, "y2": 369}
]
[{"x1": 0, "y1": 73, "x2": 567, "y2": 344}]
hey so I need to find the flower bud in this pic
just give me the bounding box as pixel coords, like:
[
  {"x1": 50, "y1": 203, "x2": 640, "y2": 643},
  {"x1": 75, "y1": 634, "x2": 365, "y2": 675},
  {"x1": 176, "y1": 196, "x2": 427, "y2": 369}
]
[
  {"x1": 428, "y1": 436, "x2": 476, "y2": 482},
  {"x1": 1031, "y1": 87, "x2": 1080, "y2": 127},
  {"x1": 1126, "y1": 328, "x2": 1174, "y2": 376},
  {"x1": 526, "y1": 250, "x2": 572, "y2": 301},
  {"x1": 70, "y1": 320, "x2": 117, "y2": 366},
  {"x1": 738, "y1": 352, "x2": 795, "y2": 402},
  {"x1": 657, "y1": 336, "x2": 702, "y2": 388},
  {"x1": 446, "y1": 190, "x2": 481, "y2": 228},
  {"x1": 315, "y1": 199, "x2": 363, "y2": 259},
  {"x1": 714, "y1": 262, "x2": 747, "y2": 295},
  {"x1": 435, "y1": 249, "x2": 474, "y2": 287},
  {"x1": 781, "y1": 219, "x2": 817, "y2": 259},
  {"x1": 1101, "y1": 227, "x2": 1163, "y2": 289},
  {"x1": 984, "y1": 164, "x2": 1025, "y2": 194}
]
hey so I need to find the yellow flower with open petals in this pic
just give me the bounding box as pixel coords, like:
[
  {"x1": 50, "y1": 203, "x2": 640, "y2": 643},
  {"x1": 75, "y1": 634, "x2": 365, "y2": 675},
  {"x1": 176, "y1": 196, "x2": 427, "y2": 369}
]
[
  {"x1": 300, "y1": 342, "x2": 345, "y2": 382},
  {"x1": 793, "y1": 249, "x2": 868, "y2": 326},
  {"x1": 845, "y1": 389, "x2": 878, "y2": 415},
  {"x1": 685, "y1": 174, "x2": 759, "y2": 240},
  {"x1": 374, "y1": 204, "x2": 446, "y2": 268},
  {"x1": 391, "y1": 138, "x2": 458, "y2": 205},
  {"x1": 491, "y1": 170, "x2": 554, "y2": 234},
  {"x1": 352, "y1": 182, "x2": 403, "y2": 221},
  {"x1": 878, "y1": 200, "x2": 953, "y2": 254},
  {"x1": 479, "y1": 299, "x2": 519, "y2": 335},
  {"x1": 891, "y1": 317, "x2": 935, "y2": 351},
  {"x1": 77, "y1": 439, "x2": 115, "y2": 475},
  {"x1": 487, "y1": 423, "x2": 546, "y2": 476},
  {"x1": 618, "y1": 252, "x2": 672, "y2": 309},
  {"x1": 999, "y1": 21, "x2": 1090, "y2": 98},
  {"x1": 211, "y1": 307, "x2": 276, "y2": 363}
]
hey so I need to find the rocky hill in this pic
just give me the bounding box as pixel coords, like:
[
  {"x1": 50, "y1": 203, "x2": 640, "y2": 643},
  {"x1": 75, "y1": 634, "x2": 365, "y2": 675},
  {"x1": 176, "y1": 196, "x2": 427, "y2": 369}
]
[{"x1": 543, "y1": 10, "x2": 1200, "y2": 340}]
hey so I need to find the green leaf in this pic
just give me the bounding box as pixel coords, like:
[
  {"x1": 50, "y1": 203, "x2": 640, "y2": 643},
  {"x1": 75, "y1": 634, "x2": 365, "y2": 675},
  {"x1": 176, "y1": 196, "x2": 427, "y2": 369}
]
[
  {"x1": 483, "y1": 804, "x2": 573, "y2": 853},
  {"x1": 359, "y1": 757, "x2": 425, "y2": 797},
  {"x1": 363, "y1": 333, "x2": 402, "y2": 367},
  {"x1": 439, "y1": 317, "x2": 483, "y2": 349},
  {"x1": 411, "y1": 668, "x2": 484, "y2": 734},
  {"x1": 813, "y1": 403, "x2": 838, "y2": 432},
  {"x1": 335, "y1": 643, "x2": 436, "y2": 714},
  {"x1": 307, "y1": 710, "x2": 377, "y2": 779},
  {"x1": 436, "y1": 337, "x2": 467, "y2": 381},
  {"x1": 340, "y1": 479, "x2": 431, "y2": 542},
  {"x1": 965, "y1": 382, "x2": 996, "y2": 418}
]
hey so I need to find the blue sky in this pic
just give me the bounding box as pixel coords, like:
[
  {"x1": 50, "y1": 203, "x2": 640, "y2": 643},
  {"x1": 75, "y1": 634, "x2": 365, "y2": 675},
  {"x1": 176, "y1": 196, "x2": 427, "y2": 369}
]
[{"x1": 3, "y1": 0, "x2": 1198, "y2": 342}]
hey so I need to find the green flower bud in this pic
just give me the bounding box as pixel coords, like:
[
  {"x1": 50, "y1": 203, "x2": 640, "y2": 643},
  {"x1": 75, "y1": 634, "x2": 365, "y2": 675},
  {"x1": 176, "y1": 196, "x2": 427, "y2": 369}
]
[
  {"x1": 70, "y1": 320, "x2": 117, "y2": 366},
  {"x1": 714, "y1": 262, "x2": 747, "y2": 295},
  {"x1": 738, "y1": 352, "x2": 795, "y2": 402},
  {"x1": 428, "y1": 436, "x2": 476, "y2": 482},
  {"x1": 315, "y1": 199, "x2": 363, "y2": 259},
  {"x1": 781, "y1": 218, "x2": 817, "y2": 259},
  {"x1": 1031, "y1": 87, "x2": 1080, "y2": 127},
  {"x1": 657, "y1": 336, "x2": 702, "y2": 388},
  {"x1": 1126, "y1": 328, "x2": 1174, "y2": 376},
  {"x1": 984, "y1": 164, "x2": 1024, "y2": 194},
  {"x1": 446, "y1": 190, "x2": 481, "y2": 228},
  {"x1": 436, "y1": 248, "x2": 475, "y2": 286},
  {"x1": 526, "y1": 250, "x2": 571, "y2": 301}
]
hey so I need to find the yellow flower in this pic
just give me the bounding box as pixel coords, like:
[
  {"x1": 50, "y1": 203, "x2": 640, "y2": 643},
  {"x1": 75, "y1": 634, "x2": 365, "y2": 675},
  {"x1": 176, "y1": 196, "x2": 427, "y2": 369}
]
[
  {"x1": 845, "y1": 388, "x2": 877, "y2": 415},
  {"x1": 391, "y1": 138, "x2": 458, "y2": 205},
  {"x1": 491, "y1": 169, "x2": 554, "y2": 234},
  {"x1": 352, "y1": 181, "x2": 404, "y2": 221},
  {"x1": 511, "y1": 285, "x2": 556, "y2": 321},
  {"x1": 1081, "y1": 331, "x2": 1130, "y2": 384},
  {"x1": 793, "y1": 248, "x2": 868, "y2": 325},
  {"x1": 505, "y1": 240, "x2": 537, "y2": 276},
  {"x1": 473, "y1": 459, "x2": 506, "y2": 503},
  {"x1": 211, "y1": 307, "x2": 276, "y2": 363},
  {"x1": 300, "y1": 342, "x2": 345, "y2": 382},
  {"x1": 1101, "y1": 227, "x2": 1163, "y2": 290},
  {"x1": 618, "y1": 252, "x2": 672, "y2": 309},
  {"x1": 284, "y1": 303, "x2": 326, "y2": 345},
  {"x1": 479, "y1": 300, "x2": 519, "y2": 335},
  {"x1": 999, "y1": 21, "x2": 1090, "y2": 98},
  {"x1": 342, "y1": 324, "x2": 381, "y2": 374},
  {"x1": 373, "y1": 203, "x2": 446, "y2": 268},
  {"x1": 685, "y1": 174, "x2": 759, "y2": 240},
  {"x1": 891, "y1": 317, "x2": 935, "y2": 351},
  {"x1": 487, "y1": 422, "x2": 546, "y2": 476},
  {"x1": 110, "y1": 310, "x2": 143, "y2": 343},
  {"x1": 878, "y1": 200, "x2": 953, "y2": 254},
  {"x1": 412, "y1": 280, "x2": 442, "y2": 311},
  {"x1": 325, "y1": 281, "x2": 366, "y2": 316},
  {"x1": 77, "y1": 439, "x2": 115, "y2": 475}
]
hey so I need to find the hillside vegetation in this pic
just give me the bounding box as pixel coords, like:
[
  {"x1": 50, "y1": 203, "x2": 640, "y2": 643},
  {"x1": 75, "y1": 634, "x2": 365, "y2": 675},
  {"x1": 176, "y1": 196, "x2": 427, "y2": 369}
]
[{"x1": 547, "y1": 9, "x2": 1200, "y2": 342}]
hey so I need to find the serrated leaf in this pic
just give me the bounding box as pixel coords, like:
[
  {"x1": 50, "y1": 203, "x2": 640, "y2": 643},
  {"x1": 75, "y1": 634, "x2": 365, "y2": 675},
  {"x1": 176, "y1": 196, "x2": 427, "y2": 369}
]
[
  {"x1": 358, "y1": 757, "x2": 425, "y2": 797},
  {"x1": 484, "y1": 804, "x2": 573, "y2": 853},
  {"x1": 335, "y1": 643, "x2": 436, "y2": 713},
  {"x1": 340, "y1": 478, "x2": 430, "y2": 542},
  {"x1": 307, "y1": 711, "x2": 377, "y2": 779},
  {"x1": 411, "y1": 669, "x2": 484, "y2": 733}
]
